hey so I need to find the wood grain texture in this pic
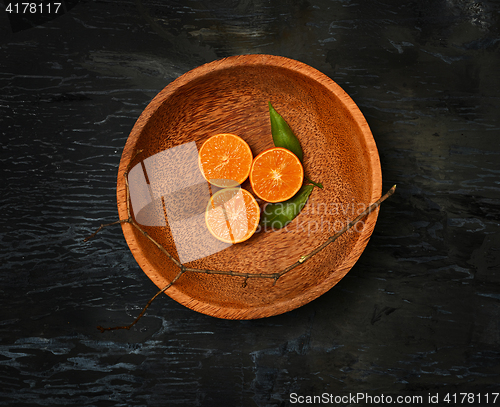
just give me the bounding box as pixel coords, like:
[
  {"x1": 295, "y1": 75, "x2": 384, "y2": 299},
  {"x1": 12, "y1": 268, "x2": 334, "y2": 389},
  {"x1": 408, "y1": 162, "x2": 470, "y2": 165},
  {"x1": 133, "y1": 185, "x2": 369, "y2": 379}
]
[{"x1": 117, "y1": 54, "x2": 382, "y2": 319}]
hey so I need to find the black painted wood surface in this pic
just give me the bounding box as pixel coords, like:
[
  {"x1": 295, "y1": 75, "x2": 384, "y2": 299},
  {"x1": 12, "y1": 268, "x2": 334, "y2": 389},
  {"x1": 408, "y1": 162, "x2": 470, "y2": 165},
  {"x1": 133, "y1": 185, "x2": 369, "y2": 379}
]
[{"x1": 1, "y1": 1, "x2": 499, "y2": 406}]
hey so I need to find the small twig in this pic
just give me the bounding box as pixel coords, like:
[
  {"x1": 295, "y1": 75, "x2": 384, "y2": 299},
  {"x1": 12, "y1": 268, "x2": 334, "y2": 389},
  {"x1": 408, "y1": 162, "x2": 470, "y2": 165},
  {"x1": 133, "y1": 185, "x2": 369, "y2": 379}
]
[
  {"x1": 83, "y1": 219, "x2": 130, "y2": 242},
  {"x1": 89, "y1": 148, "x2": 396, "y2": 332},
  {"x1": 306, "y1": 177, "x2": 324, "y2": 189},
  {"x1": 285, "y1": 184, "x2": 397, "y2": 271},
  {"x1": 97, "y1": 268, "x2": 185, "y2": 333}
]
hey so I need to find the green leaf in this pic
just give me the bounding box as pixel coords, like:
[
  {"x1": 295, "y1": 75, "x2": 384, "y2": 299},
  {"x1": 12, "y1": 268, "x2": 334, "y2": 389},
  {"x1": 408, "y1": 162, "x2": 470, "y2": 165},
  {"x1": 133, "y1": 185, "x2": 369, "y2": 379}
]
[{"x1": 268, "y1": 102, "x2": 304, "y2": 162}]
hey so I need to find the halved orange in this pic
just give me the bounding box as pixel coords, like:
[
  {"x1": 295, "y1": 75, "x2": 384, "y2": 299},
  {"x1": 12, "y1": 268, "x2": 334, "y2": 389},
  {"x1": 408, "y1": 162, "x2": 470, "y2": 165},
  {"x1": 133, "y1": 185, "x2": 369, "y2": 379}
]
[
  {"x1": 205, "y1": 188, "x2": 260, "y2": 244},
  {"x1": 198, "y1": 133, "x2": 253, "y2": 187},
  {"x1": 249, "y1": 147, "x2": 304, "y2": 203}
]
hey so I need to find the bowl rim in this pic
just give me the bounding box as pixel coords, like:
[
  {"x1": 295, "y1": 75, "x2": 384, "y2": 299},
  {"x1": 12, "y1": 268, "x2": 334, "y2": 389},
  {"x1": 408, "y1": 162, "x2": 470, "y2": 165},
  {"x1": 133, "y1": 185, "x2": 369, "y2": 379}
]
[{"x1": 116, "y1": 54, "x2": 382, "y2": 320}]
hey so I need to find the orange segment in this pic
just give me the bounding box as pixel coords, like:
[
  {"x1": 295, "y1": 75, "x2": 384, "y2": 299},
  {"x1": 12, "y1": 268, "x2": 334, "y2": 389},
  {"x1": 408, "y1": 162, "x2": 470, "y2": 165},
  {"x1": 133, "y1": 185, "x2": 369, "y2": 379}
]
[
  {"x1": 198, "y1": 133, "x2": 253, "y2": 187},
  {"x1": 205, "y1": 187, "x2": 260, "y2": 244},
  {"x1": 250, "y1": 147, "x2": 304, "y2": 203}
]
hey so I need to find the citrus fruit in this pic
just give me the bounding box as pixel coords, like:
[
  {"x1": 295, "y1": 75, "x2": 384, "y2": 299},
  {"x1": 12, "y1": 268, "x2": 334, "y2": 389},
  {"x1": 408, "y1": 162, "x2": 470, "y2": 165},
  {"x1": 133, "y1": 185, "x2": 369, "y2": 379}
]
[
  {"x1": 205, "y1": 187, "x2": 260, "y2": 244},
  {"x1": 249, "y1": 147, "x2": 304, "y2": 203},
  {"x1": 198, "y1": 133, "x2": 253, "y2": 187}
]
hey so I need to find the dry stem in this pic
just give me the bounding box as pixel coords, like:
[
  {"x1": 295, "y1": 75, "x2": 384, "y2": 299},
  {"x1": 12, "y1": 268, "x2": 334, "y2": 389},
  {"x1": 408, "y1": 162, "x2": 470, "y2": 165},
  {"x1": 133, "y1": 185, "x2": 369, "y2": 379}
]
[
  {"x1": 86, "y1": 152, "x2": 396, "y2": 332},
  {"x1": 96, "y1": 270, "x2": 184, "y2": 333},
  {"x1": 83, "y1": 219, "x2": 130, "y2": 242}
]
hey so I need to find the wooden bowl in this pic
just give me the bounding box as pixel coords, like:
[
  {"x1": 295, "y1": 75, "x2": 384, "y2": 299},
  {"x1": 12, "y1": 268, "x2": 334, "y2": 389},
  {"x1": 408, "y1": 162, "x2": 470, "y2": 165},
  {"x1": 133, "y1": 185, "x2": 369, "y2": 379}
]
[{"x1": 117, "y1": 54, "x2": 381, "y2": 320}]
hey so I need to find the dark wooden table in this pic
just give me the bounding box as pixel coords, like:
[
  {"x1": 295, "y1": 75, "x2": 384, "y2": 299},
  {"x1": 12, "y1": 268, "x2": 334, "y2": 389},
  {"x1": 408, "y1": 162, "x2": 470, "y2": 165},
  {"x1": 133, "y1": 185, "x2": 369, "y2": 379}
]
[{"x1": 1, "y1": 1, "x2": 499, "y2": 406}]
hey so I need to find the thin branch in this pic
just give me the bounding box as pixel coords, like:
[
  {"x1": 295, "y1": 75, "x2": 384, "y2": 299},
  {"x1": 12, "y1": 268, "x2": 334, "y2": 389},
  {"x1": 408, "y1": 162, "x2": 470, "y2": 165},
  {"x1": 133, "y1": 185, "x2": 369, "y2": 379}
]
[
  {"x1": 83, "y1": 219, "x2": 130, "y2": 242},
  {"x1": 160, "y1": 184, "x2": 397, "y2": 282},
  {"x1": 306, "y1": 177, "x2": 324, "y2": 189},
  {"x1": 89, "y1": 147, "x2": 396, "y2": 332},
  {"x1": 279, "y1": 184, "x2": 397, "y2": 273},
  {"x1": 96, "y1": 268, "x2": 185, "y2": 333}
]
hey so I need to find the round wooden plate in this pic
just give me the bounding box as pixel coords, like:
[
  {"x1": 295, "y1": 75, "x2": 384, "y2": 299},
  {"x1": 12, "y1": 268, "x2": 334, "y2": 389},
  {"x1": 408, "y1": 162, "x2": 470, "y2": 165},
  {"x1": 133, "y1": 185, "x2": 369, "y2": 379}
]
[{"x1": 117, "y1": 54, "x2": 382, "y2": 320}]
